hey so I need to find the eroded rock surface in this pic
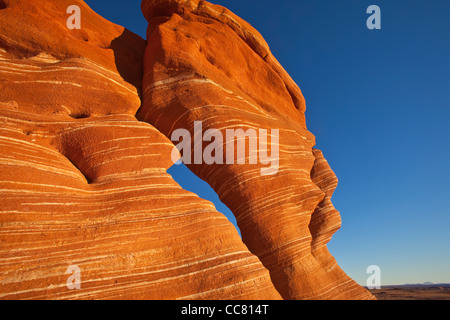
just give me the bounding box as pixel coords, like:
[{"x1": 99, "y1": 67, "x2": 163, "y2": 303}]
[
  {"x1": 138, "y1": 0, "x2": 374, "y2": 300},
  {"x1": 0, "y1": 0, "x2": 280, "y2": 300},
  {"x1": 0, "y1": 0, "x2": 373, "y2": 300}
]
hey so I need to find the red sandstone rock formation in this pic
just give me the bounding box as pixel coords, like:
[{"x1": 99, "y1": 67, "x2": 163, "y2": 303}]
[
  {"x1": 138, "y1": 0, "x2": 374, "y2": 300},
  {"x1": 0, "y1": 0, "x2": 280, "y2": 300},
  {"x1": 0, "y1": 0, "x2": 374, "y2": 300}
]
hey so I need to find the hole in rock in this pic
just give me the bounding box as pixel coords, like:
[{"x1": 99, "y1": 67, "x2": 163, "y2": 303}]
[
  {"x1": 0, "y1": 1, "x2": 6, "y2": 9},
  {"x1": 168, "y1": 163, "x2": 241, "y2": 237},
  {"x1": 69, "y1": 113, "x2": 90, "y2": 119}
]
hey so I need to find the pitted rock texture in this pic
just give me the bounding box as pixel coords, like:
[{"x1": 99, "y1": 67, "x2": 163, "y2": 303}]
[
  {"x1": 0, "y1": 0, "x2": 281, "y2": 300},
  {"x1": 138, "y1": 0, "x2": 374, "y2": 300}
]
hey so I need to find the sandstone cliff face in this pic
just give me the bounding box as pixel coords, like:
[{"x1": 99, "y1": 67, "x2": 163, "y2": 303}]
[
  {"x1": 0, "y1": 0, "x2": 280, "y2": 300},
  {"x1": 0, "y1": 0, "x2": 373, "y2": 300},
  {"x1": 138, "y1": 0, "x2": 374, "y2": 300}
]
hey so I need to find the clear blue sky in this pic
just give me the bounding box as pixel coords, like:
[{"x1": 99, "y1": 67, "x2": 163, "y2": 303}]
[{"x1": 85, "y1": 0, "x2": 450, "y2": 286}]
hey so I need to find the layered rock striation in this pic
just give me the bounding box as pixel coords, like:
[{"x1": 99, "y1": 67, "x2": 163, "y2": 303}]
[
  {"x1": 0, "y1": 0, "x2": 280, "y2": 300},
  {"x1": 0, "y1": 0, "x2": 374, "y2": 300},
  {"x1": 138, "y1": 0, "x2": 374, "y2": 300}
]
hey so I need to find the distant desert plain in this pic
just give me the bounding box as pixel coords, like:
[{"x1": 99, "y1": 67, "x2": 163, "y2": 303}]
[{"x1": 368, "y1": 283, "x2": 450, "y2": 300}]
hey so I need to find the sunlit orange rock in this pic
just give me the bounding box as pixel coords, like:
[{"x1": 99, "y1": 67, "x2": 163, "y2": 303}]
[
  {"x1": 139, "y1": 0, "x2": 374, "y2": 300},
  {"x1": 0, "y1": 0, "x2": 280, "y2": 300},
  {"x1": 0, "y1": 0, "x2": 374, "y2": 300}
]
